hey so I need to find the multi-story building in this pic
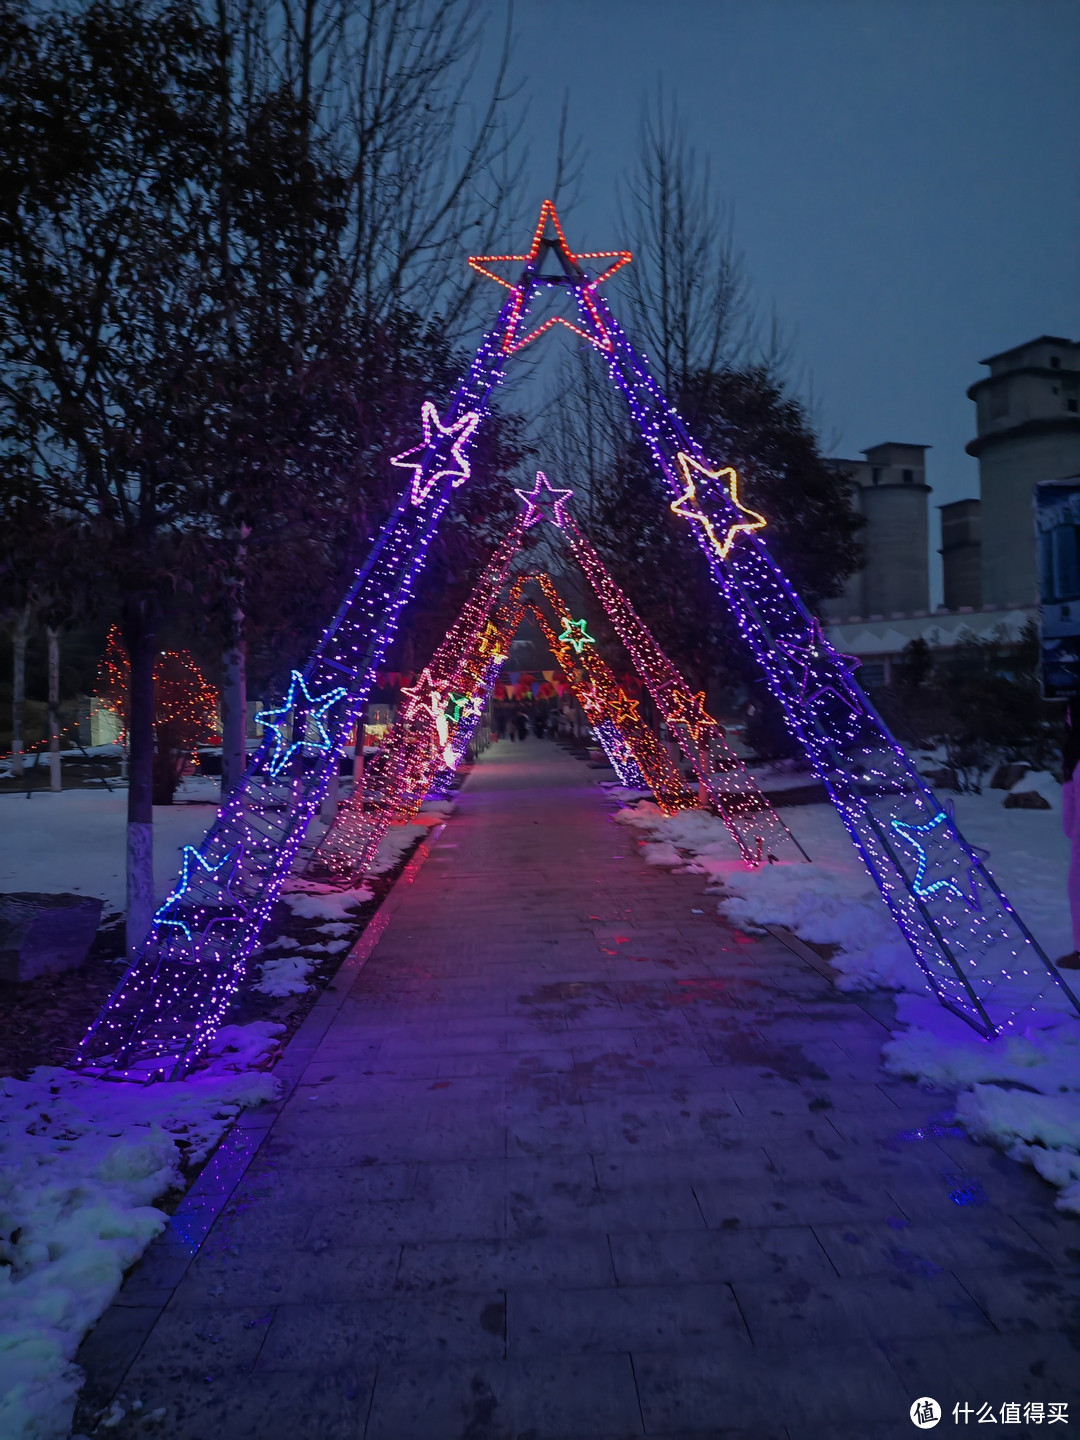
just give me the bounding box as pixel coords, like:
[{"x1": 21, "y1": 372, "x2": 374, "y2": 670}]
[
  {"x1": 966, "y1": 335, "x2": 1080, "y2": 608},
  {"x1": 821, "y1": 336, "x2": 1080, "y2": 688}
]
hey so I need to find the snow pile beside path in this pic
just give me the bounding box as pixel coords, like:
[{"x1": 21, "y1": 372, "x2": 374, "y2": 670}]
[
  {"x1": 0, "y1": 1023, "x2": 280, "y2": 1440},
  {"x1": 366, "y1": 821, "x2": 429, "y2": 876},
  {"x1": 885, "y1": 994, "x2": 1080, "y2": 1214},
  {"x1": 252, "y1": 935, "x2": 351, "y2": 995},
  {"x1": 614, "y1": 789, "x2": 1076, "y2": 995},
  {"x1": 253, "y1": 956, "x2": 316, "y2": 996},
  {"x1": 616, "y1": 789, "x2": 1080, "y2": 1213},
  {"x1": 281, "y1": 883, "x2": 374, "y2": 921},
  {"x1": 615, "y1": 801, "x2": 917, "y2": 992}
]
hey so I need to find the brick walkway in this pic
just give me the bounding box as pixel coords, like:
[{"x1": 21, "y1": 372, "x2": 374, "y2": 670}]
[{"x1": 80, "y1": 739, "x2": 1080, "y2": 1439}]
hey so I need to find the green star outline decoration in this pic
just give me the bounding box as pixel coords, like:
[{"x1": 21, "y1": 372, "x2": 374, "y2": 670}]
[
  {"x1": 558, "y1": 615, "x2": 596, "y2": 654},
  {"x1": 444, "y1": 692, "x2": 471, "y2": 723}
]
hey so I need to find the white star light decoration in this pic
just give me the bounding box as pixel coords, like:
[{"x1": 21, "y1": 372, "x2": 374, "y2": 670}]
[
  {"x1": 391, "y1": 401, "x2": 481, "y2": 506},
  {"x1": 514, "y1": 471, "x2": 574, "y2": 528},
  {"x1": 154, "y1": 844, "x2": 245, "y2": 951},
  {"x1": 254, "y1": 671, "x2": 347, "y2": 777}
]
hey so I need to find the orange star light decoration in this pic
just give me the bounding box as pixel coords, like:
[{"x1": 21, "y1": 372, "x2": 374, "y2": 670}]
[
  {"x1": 610, "y1": 689, "x2": 640, "y2": 727},
  {"x1": 670, "y1": 452, "x2": 767, "y2": 562},
  {"x1": 468, "y1": 200, "x2": 631, "y2": 355},
  {"x1": 667, "y1": 689, "x2": 717, "y2": 744}
]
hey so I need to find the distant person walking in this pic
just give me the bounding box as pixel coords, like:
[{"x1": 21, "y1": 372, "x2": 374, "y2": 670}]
[
  {"x1": 515, "y1": 708, "x2": 529, "y2": 743},
  {"x1": 1061, "y1": 706, "x2": 1080, "y2": 968},
  {"x1": 495, "y1": 706, "x2": 508, "y2": 742}
]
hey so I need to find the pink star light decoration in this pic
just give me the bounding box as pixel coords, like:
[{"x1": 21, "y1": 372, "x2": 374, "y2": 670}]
[{"x1": 514, "y1": 471, "x2": 574, "y2": 528}]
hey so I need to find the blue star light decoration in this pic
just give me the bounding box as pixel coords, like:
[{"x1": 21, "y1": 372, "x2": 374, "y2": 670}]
[
  {"x1": 255, "y1": 671, "x2": 348, "y2": 777},
  {"x1": 154, "y1": 844, "x2": 246, "y2": 951},
  {"x1": 891, "y1": 810, "x2": 981, "y2": 911}
]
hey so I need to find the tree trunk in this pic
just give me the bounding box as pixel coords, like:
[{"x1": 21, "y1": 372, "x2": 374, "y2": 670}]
[
  {"x1": 320, "y1": 757, "x2": 339, "y2": 823},
  {"x1": 11, "y1": 604, "x2": 30, "y2": 779},
  {"x1": 47, "y1": 625, "x2": 61, "y2": 792},
  {"x1": 123, "y1": 600, "x2": 159, "y2": 959},
  {"x1": 220, "y1": 530, "x2": 249, "y2": 799},
  {"x1": 220, "y1": 640, "x2": 246, "y2": 798}
]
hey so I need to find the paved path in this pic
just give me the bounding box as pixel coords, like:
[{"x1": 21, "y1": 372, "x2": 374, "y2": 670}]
[{"x1": 81, "y1": 740, "x2": 1080, "y2": 1439}]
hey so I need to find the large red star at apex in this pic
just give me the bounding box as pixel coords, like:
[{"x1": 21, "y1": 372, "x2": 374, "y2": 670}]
[{"x1": 468, "y1": 199, "x2": 631, "y2": 355}]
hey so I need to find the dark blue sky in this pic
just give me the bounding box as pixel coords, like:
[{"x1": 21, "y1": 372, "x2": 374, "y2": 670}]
[{"x1": 491, "y1": 0, "x2": 1079, "y2": 596}]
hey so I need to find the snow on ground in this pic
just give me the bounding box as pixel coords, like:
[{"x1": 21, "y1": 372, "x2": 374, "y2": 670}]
[
  {"x1": 280, "y1": 882, "x2": 375, "y2": 921},
  {"x1": 0, "y1": 784, "x2": 451, "y2": 919},
  {"x1": 0, "y1": 781, "x2": 219, "y2": 916},
  {"x1": 0, "y1": 781, "x2": 453, "y2": 1434},
  {"x1": 615, "y1": 780, "x2": 1080, "y2": 1215},
  {"x1": 0, "y1": 1023, "x2": 280, "y2": 1440}
]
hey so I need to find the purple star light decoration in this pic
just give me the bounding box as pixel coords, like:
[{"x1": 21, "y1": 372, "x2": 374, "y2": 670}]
[{"x1": 514, "y1": 471, "x2": 574, "y2": 528}]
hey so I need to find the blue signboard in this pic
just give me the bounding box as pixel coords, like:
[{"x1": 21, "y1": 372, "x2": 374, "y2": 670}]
[{"x1": 1035, "y1": 476, "x2": 1080, "y2": 699}]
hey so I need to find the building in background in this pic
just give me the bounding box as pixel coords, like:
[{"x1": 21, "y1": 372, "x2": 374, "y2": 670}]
[
  {"x1": 821, "y1": 442, "x2": 931, "y2": 622},
  {"x1": 939, "y1": 497, "x2": 982, "y2": 610},
  {"x1": 967, "y1": 335, "x2": 1080, "y2": 609},
  {"x1": 820, "y1": 335, "x2": 1080, "y2": 689}
]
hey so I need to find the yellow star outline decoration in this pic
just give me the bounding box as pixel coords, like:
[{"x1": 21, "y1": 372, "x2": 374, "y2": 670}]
[
  {"x1": 558, "y1": 615, "x2": 596, "y2": 654},
  {"x1": 477, "y1": 622, "x2": 505, "y2": 660},
  {"x1": 670, "y1": 452, "x2": 767, "y2": 562},
  {"x1": 666, "y1": 689, "x2": 717, "y2": 744}
]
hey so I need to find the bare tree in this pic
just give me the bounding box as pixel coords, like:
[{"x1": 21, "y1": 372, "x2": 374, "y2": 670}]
[
  {"x1": 198, "y1": 0, "x2": 527, "y2": 793},
  {"x1": 617, "y1": 87, "x2": 752, "y2": 396}
]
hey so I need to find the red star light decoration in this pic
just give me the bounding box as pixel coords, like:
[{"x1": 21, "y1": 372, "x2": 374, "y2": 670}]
[
  {"x1": 514, "y1": 471, "x2": 574, "y2": 528},
  {"x1": 670, "y1": 452, "x2": 767, "y2": 561},
  {"x1": 468, "y1": 199, "x2": 632, "y2": 354},
  {"x1": 391, "y1": 401, "x2": 481, "y2": 506}
]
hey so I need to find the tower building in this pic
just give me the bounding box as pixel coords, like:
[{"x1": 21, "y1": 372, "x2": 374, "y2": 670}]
[
  {"x1": 939, "y1": 498, "x2": 982, "y2": 610},
  {"x1": 966, "y1": 336, "x2": 1080, "y2": 608},
  {"x1": 822, "y1": 442, "x2": 931, "y2": 620}
]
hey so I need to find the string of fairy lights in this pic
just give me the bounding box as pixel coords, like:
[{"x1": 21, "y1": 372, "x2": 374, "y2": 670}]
[
  {"x1": 76, "y1": 198, "x2": 1079, "y2": 1079},
  {"x1": 561, "y1": 522, "x2": 806, "y2": 867},
  {"x1": 318, "y1": 548, "x2": 528, "y2": 880},
  {"x1": 76, "y1": 298, "x2": 521, "y2": 1078},
  {"x1": 528, "y1": 574, "x2": 689, "y2": 814},
  {"x1": 95, "y1": 626, "x2": 221, "y2": 749}
]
